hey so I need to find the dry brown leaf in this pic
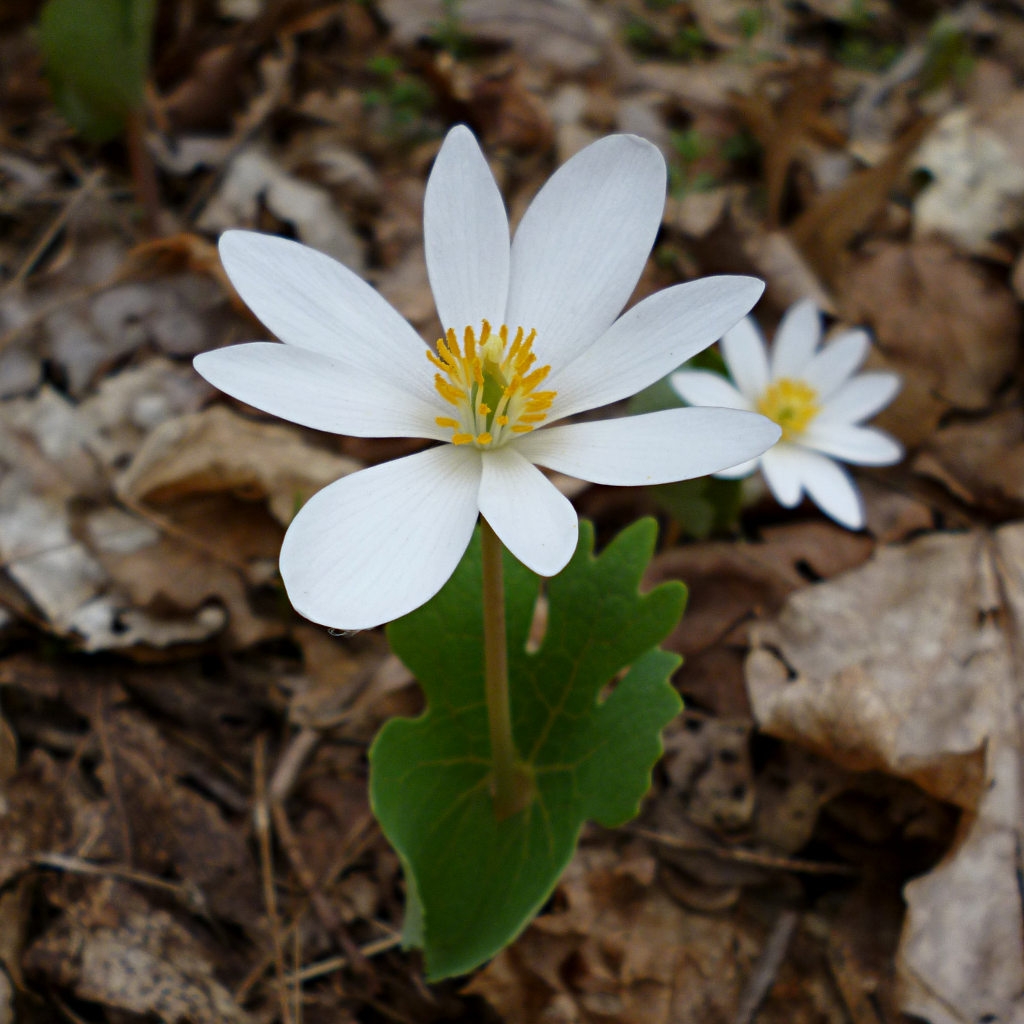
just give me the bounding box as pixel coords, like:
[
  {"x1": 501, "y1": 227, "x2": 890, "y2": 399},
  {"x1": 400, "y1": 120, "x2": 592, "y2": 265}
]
[
  {"x1": 649, "y1": 521, "x2": 874, "y2": 658},
  {"x1": 25, "y1": 880, "x2": 252, "y2": 1024},
  {"x1": 841, "y1": 240, "x2": 1021, "y2": 437},
  {"x1": 94, "y1": 710, "x2": 261, "y2": 928},
  {"x1": 788, "y1": 117, "x2": 933, "y2": 287},
  {"x1": 913, "y1": 406, "x2": 1024, "y2": 514},
  {"x1": 117, "y1": 404, "x2": 361, "y2": 528},
  {"x1": 197, "y1": 147, "x2": 366, "y2": 271},
  {"x1": 733, "y1": 64, "x2": 842, "y2": 229},
  {"x1": 380, "y1": 0, "x2": 608, "y2": 74},
  {"x1": 746, "y1": 525, "x2": 1024, "y2": 1023},
  {"x1": 0, "y1": 754, "x2": 63, "y2": 995},
  {"x1": 913, "y1": 101, "x2": 1024, "y2": 255},
  {"x1": 467, "y1": 844, "x2": 846, "y2": 1024}
]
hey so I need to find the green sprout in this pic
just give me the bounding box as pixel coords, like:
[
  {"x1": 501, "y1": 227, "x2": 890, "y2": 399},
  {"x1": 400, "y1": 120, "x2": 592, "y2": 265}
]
[
  {"x1": 622, "y1": 7, "x2": 709, "y2": 61},
  {"x1": 428, "y1": 0, "x2": 471, "y2": 59},
  {"x1": 919, "y1": 16, "x2": 974, "y2": 92},
  {"x1": 834, "y1": 0, "x2": 901, "y2": 71},
  {"x1": 363, "y1": 55, "x2": 435, "y2": 134},
  {"x1": 39, "y1": 0, "x2": 156, "y2": 142},
  {"x1": 668, "y1": 128, "x2": 717, "y2": 196}
]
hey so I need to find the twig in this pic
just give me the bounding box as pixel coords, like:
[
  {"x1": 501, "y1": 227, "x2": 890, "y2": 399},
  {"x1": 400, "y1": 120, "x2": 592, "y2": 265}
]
[
  {"x1": 286, "y1": 933, "x2": 402, "y2": 985},
  {"x1": 31, "y1": 852, "x2": 208, "y2": 915},
  {"x1": 94, "y1": 691, "x2": 134, "y2": 865},
  {"x1": 124, "y1": 108, "x2": 161, "y2": 237},
  {"x1": 254, "y1": 734, "x2": 295, "y2": 1024},
  {"x1": 4, "y1": 169, "x2": 105, "y2": 289},
  {"x1": 734, "y1": 909, "x2": 800, "y2": 1024},
  {"x1": 630, "y1": 826, "x2": 859, "y2": 876}
]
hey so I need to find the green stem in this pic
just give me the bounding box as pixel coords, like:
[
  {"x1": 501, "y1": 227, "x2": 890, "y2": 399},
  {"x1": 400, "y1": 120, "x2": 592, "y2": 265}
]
[{"x1": 480, "y1": 517, "x2": 532, "y2": 819}]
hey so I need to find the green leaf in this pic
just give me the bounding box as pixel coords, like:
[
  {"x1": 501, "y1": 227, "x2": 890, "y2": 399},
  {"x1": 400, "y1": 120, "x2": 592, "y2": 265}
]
[
  {"x1": 39, "y1": 0, "x2": 156, "y2": 141},
  {"x1": 369, "y1": 519, "x2": 685, "y2": 979},
  {"x1": 650, "y1": 477, "x2": 743, "y2": 539}
]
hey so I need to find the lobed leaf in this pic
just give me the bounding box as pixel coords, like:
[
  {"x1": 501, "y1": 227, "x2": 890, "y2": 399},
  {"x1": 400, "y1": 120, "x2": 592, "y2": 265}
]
[{"x1": 370, "y1": 518, "x2": 685, "y2": 979}]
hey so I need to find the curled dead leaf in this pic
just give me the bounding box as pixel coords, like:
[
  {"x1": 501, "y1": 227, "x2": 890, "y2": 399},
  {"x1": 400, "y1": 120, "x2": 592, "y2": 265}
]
[
  {"x1": 25, "y1": 881, "x2": 252, "y2": 1024},
  {"x1": 117, "y1": 404, "x2": 361, "y2": 528},
  {"x1": 747, "y1": 525, "x2": 1024, "y2": 1023}
]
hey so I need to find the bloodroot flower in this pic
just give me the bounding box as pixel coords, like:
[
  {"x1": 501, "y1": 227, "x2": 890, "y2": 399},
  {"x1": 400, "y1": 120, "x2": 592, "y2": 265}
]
[
  {"x1": 195, "y1": 126, "x2": 780, "y2": 629},
  {"x1": 671, "y1": 299, "x2": 902, "y2": 530}
]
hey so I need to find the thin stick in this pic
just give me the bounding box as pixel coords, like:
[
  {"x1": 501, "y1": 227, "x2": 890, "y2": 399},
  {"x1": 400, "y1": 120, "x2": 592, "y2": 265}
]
[
  {"x1": 253, "y1": 735, "x2": 294, "y2": 1024},
  {"x1": 124, "y1": 108, "x2": 160, "y2": 237}
]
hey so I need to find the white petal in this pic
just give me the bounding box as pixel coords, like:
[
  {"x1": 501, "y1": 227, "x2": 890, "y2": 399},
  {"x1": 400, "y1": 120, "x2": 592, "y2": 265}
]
[
  {"x1": 802, "y1": 329, "x2": 869, "y2": 399},
  {"x1": 504, "y1": 135, "x2": 666, "y2": 371},
  {"x1": 670, "y1": 369, "x2": 751, "y2": 411},
  {"x1": 279, "y1": 445, "x2": 481, "y2": 630},
  {"x1": 814, "y1": 372, "x2": 902, "y2": 425},
  {"x1": 194, "y1": 343, "x2": 445, "y2": 440},
  {"x1": 799, "y1": 452, "x2": 865, "y2": 529},
  {"x1": 759, "y1": 444, "x2": 809, "y2": 507},
  {"x1": 218, "y1": 231, "x2": 431, "y2": 401},
  {"x1": 715, "y1": 457, "x2": 760, "y2": 479},
  {"x1": 802, "y1": 422, "x2": 904, "y2": 465},
  {"x1": 514, "y1": 408, "x2": 780, "y2": 486},
  {"x1": 770, "y1": 299, "x2": 821, "y2": 379},
  {"x1": 548, "y1": 276, "x2": 764, "y2": 420},
  {"x1": 479, "y1": 446, "x2": 578, "y2": 577},
  {"x1": 720, "y1": 317, "x2": 770, "y2": 399},
  {"x1": 424, "y1": 126, "x2": 510, "y2": 332}
]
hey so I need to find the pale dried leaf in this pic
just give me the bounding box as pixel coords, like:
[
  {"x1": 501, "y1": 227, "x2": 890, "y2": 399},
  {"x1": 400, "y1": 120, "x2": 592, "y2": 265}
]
[
  {"x1": 116, "y1": 405, "x2": 361, "y2": 527},
  {"x1": 25, "y1": 881, "x2": 252, "y2": 1024},
  {"x1": 467, "y1": 844, "x2": 846, "y2": 1024},
  {"x1": 913, "y1": 104, "x2": 1024, "y2": 253},
  {"x1": 747, "y1": 525, "x2": 1024, "y2": 1022},
  {"x1": 198, "y1": 148, "x2": 365, "y2": 271},
  {"x1": 379, "y1": 0, "x2": 608, "y2": 73}
]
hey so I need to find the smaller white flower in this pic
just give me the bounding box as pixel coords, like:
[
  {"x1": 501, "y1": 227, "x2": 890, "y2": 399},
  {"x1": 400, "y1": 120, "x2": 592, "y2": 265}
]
[{"x1": 671, "y1": 299, "x2": 903, "y2": 529}]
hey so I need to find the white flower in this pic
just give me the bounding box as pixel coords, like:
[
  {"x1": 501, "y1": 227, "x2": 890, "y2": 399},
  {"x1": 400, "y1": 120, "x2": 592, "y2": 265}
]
[
  {"x1": 194, "y1": 126, "x2": 780, "y2": 629},
  {"x1": 671, "y1": 299, "x2": 903, "y2": 530}
]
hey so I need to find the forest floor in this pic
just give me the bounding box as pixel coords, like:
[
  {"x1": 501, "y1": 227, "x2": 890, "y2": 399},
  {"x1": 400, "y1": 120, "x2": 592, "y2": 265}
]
[{"x1": 1, "y1": 0, "x2": 1024, "y2": 1021}]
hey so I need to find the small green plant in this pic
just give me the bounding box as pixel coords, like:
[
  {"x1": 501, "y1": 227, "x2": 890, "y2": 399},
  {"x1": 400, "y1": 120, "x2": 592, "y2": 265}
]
[
  {"x1": 919, "y1": 16, "x2": 974, "y2": 92},
  {"x1": 622, "y1": 13, "x2": 662, "y2": 56},
  {"x1": 622, "y1": 8, "x2": 709, "y2": 61},
  {"x1": 669, "y1": 23, "x2": 709, "y2": 60},
  {"x1": 721, "y1": 128, "x2": 762, "y2": 167},
  {"x1": 668, "y1": 128, "x2": 717, "y2": 196},
  {"x1": 428, "y1": 0, "x2": 471, "y2": 59},
  {"x1": 836, "y1": 35, "x2": 901, "y2": 71},
  {"x1": 738, "y1": 7, "x2": 762, "y2": 41},
  {"x1": 834, "y1": 0, "x2": 901, "y2": 71},
  {"x1": 364, "y1": 55, "x2": 435, "y2": 133},
  {"x1": 40, "y1": 0, "x2": 156, "y2": 141}
]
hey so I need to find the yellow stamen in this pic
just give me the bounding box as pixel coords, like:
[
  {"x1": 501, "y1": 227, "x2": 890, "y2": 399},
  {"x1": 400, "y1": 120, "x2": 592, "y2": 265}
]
[
  {"x1": 757, "y1": 378, "x2": 820, "y2": 440},
  {"x1": 425, "y1": 320, "x2": 557, "y2": 450}
]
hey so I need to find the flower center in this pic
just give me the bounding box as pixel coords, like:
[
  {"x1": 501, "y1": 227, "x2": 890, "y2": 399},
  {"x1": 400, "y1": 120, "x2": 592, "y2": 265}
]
[
  {"x1": 427, "y1": 320, "x2": 557, "y2": 449},
  {"x1": 757, "y1": 377, "x2": 820, "y2": 440}
]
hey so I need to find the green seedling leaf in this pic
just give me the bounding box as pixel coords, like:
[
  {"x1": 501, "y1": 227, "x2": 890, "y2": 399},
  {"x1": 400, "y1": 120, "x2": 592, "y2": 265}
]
[
  {"x1": 370, "y1": 519, "x2": 685, "y2": 979},
  {"x1": 40, "y1": 0, "x2": 156, "y2": 141}
]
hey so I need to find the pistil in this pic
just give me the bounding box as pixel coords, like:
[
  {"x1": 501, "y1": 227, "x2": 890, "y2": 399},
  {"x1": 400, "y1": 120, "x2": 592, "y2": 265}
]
[
  {"x1": 757, "y1": 378, "x2": 820, "y2": 441},
  {"x1": 428, "y1": 320, "x2": 556, "y2": 449}
]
